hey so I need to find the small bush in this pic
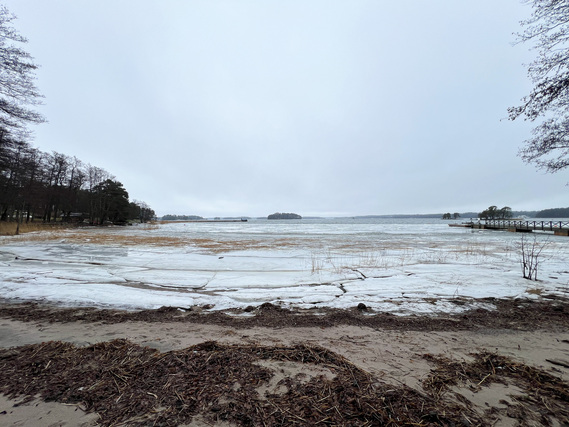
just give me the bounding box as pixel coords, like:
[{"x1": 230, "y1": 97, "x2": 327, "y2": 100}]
[{"x1": 517, "y1": 234, "x2": 550, "y2": 281}]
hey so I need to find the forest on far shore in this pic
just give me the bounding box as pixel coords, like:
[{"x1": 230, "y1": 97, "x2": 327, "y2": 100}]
[{"x1": 535, "y1": 207, "x2": 569, "y2": 218}]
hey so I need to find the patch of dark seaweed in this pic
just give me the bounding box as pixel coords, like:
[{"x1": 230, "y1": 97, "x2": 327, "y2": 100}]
[{"x1": 0, "y1": 295, "x2": 568, "y2": 332}]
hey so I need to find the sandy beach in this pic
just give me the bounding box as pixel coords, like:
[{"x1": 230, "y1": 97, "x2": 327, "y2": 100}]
[{"x1": 0, "y1": 298, "x2": 568, "y2": 426}]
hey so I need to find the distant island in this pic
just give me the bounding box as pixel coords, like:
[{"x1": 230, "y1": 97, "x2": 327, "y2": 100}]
[
  {"x1": 161, "y1": 215, "x2": 203, "y2": 221},
  {"x1": 353, "y1": 210, "x2": 541, "y2": 219},
  {"x1": 536, "y1": 207, "x2": 569, "y2": 218},
  {"x1": 267, "y1": 212, "x2": 302, "y2": 220}
]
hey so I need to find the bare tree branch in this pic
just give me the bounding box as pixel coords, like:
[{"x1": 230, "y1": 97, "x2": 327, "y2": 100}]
[{"x1": 510, "y1": 0, "x2": 569, "y2": 174}]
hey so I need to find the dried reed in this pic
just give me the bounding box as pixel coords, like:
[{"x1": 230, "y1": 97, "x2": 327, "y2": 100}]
[{"x1": 0, "y1": 221, "x2": 72, "y2": 236}]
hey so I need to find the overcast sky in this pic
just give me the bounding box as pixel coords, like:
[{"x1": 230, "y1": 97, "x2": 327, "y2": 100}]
[{"x1": 4, "y1": 1, "x2": 568, "y2": 217}]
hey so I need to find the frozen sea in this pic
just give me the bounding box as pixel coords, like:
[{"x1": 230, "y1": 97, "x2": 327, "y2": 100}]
[{"x1": 0, "y1": 217, "x2": 568, "y2": 314}]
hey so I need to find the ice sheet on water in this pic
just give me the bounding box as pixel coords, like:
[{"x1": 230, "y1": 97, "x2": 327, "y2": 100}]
[
  {"x1": 0, "y1": 219, "x2": 567, "y2": 312},
  {"x1": 1, "y1": 281, "x2": 197, "y2": 310}
]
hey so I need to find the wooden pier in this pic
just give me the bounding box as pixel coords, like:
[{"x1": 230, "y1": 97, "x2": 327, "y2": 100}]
[{"x1": 455, "y1": 220, "x2": 569, "y2": 236}]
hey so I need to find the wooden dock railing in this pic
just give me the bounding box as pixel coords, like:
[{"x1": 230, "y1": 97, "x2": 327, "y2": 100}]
[{"x1": 470, "y1": 219, "x2": 569, "y2": 235}]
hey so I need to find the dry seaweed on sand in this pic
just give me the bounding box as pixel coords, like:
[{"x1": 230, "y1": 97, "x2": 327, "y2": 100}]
[
  {"x1": 0, "y1": 339, "x2": 487, "y2": 426},
  {"x1": 422, "y1": 351, "x2": 569, "y2": 425}
]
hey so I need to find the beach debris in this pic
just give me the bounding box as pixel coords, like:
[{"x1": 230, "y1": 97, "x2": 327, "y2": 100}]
[
  {"x1": 422, "y1": 351, "x2": 569, "y2": 425},
  {"x1": 0, "y1": 294, "x2": 568, "y2": 331},
  {"x1": 0, "y1": 339, "x2": 487, "y2": 426},
  {"x1": 2, "y1": 338, "x2": 568, "y2": 426},
  {"x1": 0, "y1": 298, "x2": 568, "y2": 425}
]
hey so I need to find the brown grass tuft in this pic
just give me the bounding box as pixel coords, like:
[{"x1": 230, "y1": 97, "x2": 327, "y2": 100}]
[{"x1": 0, "y1": 222, "x2": 75, "y2": 236}]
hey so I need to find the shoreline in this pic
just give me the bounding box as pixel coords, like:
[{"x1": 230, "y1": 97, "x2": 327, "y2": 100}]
[
  {"x1": 0, "y1": 294, "x2": 568, "y2": 331},
  {"x1": 0, "y1": 297, "x2": 568, "y2": 426}
]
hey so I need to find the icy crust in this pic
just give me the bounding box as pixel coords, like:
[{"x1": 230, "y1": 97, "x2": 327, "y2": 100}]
[{"x1": 0, "y1": 221, "x2": 568, "y2": 314}]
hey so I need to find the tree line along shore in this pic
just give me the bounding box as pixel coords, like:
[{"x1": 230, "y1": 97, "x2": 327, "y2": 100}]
[{"x1": 0, "y1": 7, "x2": 154, "y2": 229}]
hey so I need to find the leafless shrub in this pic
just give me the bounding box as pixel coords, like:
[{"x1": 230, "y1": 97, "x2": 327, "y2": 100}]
[{"x1": 517, "y1": 234, "x2": 550, "y2": 281}]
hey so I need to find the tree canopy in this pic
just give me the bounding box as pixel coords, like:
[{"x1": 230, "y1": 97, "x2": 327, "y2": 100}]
[
  {"x1": 442, "y1": 213, "x2": 461, "y2": 219},
  {"x1": 509, "y1": 0, "x2": 569, "y2": 173},
  {"x1": 0, "y1": 6, "x2": 44, "y2": 140},
  {"x1": 478, "y1": 206, "x2": 513, "y2": 220},
  {"x1": 0, "y1": 7, "x2": 154, "y2": 225},
  {"x1": 0, "y1": 142, "x2": 155, "y2": 224}
]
